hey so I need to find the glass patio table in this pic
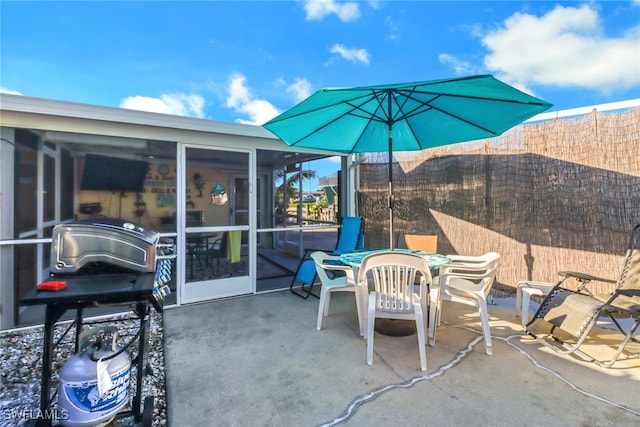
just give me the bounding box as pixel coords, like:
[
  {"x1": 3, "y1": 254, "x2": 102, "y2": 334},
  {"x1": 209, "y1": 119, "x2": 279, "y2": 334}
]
[
  {"x1": 340, "y1": 249, "x2": 449, "y2": 270},
  {"x1": 339, "y1": 249, "x2": 450, "y2": 337}
]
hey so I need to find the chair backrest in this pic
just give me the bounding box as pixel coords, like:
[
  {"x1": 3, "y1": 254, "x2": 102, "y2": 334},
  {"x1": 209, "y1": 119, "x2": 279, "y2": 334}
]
[
  {"x1": 310, "y1": 251, "x2": 349, "y2": 284},
  {"x1": 333, "y1": 216, "x2": 364, "y2": 255},
  {"x1": 208, "y1": 232, "x2": 228, "y2": 257},
  {"x1": 358, "y1": 252, "x2": 432, "y2": 313},
  {"x1": 440, "y1": 252, "x2": 501, "y2": 295},
  {"x1": 616, "y1": 224, "x2": 640, "y2": 303},
  {"x1": 399, "y1": 234, "x2": 438, "y2": 253}
]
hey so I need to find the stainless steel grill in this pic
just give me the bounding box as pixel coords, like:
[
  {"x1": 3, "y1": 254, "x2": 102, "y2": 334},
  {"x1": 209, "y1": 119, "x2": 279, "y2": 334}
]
[
  {"x1": 50, "y1": 217, "x2": 174, "y2": 273},
  {"x1": 22, "y1": 218, "x2": 177, "y2": 422}
]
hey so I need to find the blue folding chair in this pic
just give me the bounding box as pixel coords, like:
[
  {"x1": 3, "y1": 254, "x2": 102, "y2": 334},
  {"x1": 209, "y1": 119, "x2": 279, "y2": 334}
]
[
  {"x1": 333, "y1": 216, "x2": 365, "y2": 255},
  {"x1": 290, "y1": 216, "x2": 364, "y2": 299}
]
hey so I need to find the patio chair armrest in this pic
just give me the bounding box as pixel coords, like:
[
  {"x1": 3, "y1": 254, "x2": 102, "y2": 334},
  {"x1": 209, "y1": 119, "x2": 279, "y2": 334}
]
[
  {"x1": 444, "y1": 254, "x2": 500, "y2": 268},
  {"x1": 440, "y1": 262, "x2": 494, "y2": 274},
  {"x1": 557, "y1": 271, "x2": 616, "y2": 296},
  {"x1": 558, "y1": 270, "x2": 616, "y2": 283},
  {"x1": 605, "y1": 290, "x2": 640, "y2": 314},
  {"x1": 440, "y1": 270, "x2": 485, "y2": 280},
  {"x1": 310, "y1": 251, "x2": 350, "y2": 272},
  {"x1": 616, "y1": 289, "x2": 640, "y2": 297},
  {"x1": 445, "y1": 254, "x2": 488, "y2": 264},
  {"x1": 321, "y1": 259, "x2": 351, "y2": 272},
  {"x1": 303, "y1": 248, "x2": 329, "y2": 257}
]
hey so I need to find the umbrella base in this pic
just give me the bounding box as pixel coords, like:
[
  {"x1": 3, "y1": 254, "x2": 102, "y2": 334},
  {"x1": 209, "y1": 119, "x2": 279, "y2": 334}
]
[{"x1": 375, "y1": 318, "x2": 416, "y2": 337}]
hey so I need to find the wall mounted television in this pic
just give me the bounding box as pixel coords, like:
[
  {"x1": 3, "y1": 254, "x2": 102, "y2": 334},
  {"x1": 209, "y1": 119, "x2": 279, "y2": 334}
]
[{"x1": 80, "y1": 154, "x2": 149, "y2": 193}]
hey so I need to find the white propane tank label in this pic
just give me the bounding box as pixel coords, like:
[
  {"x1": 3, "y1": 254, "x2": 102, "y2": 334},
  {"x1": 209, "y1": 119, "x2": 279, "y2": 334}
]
[{"x1": 96, "y1": 358, "x2": 113, "y2": 397}]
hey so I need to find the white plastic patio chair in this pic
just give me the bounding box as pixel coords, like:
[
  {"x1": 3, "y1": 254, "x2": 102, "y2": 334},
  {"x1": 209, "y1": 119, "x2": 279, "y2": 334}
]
[
  {"x1": 311, "y1": 251, "x2": 362, "y2": 333},
  {"x1": 433, "y1": 252, "x2": 501, "y2": 355},
  {"x1": 290, "y1": 216, "x2": 363, "y2": 299},
  {"x1": 358, "y1": 251, "x2": 433, "y2": 371}
]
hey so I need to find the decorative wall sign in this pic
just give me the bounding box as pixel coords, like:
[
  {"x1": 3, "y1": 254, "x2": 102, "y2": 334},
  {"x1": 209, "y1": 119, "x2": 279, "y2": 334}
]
[
  {"x1": 193, "y1": 173, "x2": 205, "y2": 197},
  {"x1": 156, "y1": 193, "x2": 177, "y2": 207},
  {"x1": 210, "y1": 184, "x2": 228, "y2": 206}
]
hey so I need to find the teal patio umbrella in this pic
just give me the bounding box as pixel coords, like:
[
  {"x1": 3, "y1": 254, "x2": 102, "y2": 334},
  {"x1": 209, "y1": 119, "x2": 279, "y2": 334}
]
[{"x1": 263, "y1": 75, "x2": 552, "y2": 249}]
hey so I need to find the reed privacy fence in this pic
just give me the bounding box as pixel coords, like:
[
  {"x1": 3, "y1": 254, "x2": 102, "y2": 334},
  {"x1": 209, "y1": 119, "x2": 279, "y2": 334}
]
[{"x1": 358, "y1": 107, "x2": 640, "y2": 295}]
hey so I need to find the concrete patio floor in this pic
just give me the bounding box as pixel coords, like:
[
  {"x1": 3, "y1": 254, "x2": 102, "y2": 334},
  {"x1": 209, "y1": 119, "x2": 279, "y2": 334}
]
[{"x1": 163, "y1": 290, "x2": 640, "y2": 426}]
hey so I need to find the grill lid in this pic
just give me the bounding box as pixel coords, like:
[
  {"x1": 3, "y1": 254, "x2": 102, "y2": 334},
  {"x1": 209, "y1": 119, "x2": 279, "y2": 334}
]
[
  {"x1": 50, "y1": 218, "x2": 161, "y2": 274},
  {"x1": 71, "y1": 217, "x2": 160, "y2": 244}
]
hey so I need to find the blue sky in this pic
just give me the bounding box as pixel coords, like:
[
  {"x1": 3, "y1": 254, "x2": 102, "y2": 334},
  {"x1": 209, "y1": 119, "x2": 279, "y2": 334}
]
[
  {"x1": 1, "y1": 1, "x2": 639, "y2": 190},
  {"x1": 2, "y1": 0, "x2": 639, "y2": 125}
]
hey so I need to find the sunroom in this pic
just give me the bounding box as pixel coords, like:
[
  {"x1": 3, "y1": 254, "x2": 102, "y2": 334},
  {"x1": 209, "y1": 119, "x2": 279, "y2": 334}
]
[{"x1": 0, "y1": 93, "x2": 359, "y2": 330}]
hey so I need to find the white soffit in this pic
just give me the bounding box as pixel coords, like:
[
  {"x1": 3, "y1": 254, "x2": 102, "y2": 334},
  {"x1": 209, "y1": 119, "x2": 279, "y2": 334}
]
[
  {"x1": 44, "y1": 131, "x2": 147, "y2": 148},
  {"x1": 0, "y1": 93, "x2": 275, "y2": 139},
  {"x1": 0, "y1": 93, "x2": 349, "y2": 157}
]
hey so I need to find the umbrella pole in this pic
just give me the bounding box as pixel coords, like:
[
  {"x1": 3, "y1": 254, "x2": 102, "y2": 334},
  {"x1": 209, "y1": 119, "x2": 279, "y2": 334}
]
[
  {"x1": 388, "y1": 126, "x2": 394, "y2": 250},
  {"x1": 389, "y1": 179, "x2": 394, "y2": 250}
]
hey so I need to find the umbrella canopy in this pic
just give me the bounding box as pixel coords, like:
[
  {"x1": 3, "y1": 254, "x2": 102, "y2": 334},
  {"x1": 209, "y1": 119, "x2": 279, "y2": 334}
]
[{"x1": 263, "y1": 74, "x2": 552, "y2": 248}]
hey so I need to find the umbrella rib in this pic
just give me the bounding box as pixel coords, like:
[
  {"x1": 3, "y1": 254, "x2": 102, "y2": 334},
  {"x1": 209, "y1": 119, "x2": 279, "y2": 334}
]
[
  {"x1": 346, "y1": 89, "x2": 391, "y2": 124},
  {"x1": 409, "y1": 89, "x2": 550, "y2": 107},
  {"x1": 429, "y1": 102, "x2": 497, "y2": 134},
  {"x1": 399, "y1": 90, "x2": 542, "y2": 135},
  {"x1": 346, "y1": 108, "x2": 387, "y2": 124},
  {"x1": 266, "y1": 92, "x2": 372, "y2": 124},
  {"x1": 387, "y1": 88, "x2": 435, "y2": 145},
  {"x1": 390, "y1": 88, "x2": 436, "y2": 124},
  {"x1": 397, "y1": 91, "x2": 498, "y2": 134},
  {"x1": 275, "y1": 93, "x2": 378, "y2": 145}
]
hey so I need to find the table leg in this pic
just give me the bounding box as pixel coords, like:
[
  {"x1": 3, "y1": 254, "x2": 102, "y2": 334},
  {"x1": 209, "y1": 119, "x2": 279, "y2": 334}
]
[
  {"x1": 516, "y1": 281, "x2": 554, "y2": 329},
  {"x1": 345, "y1": 269, "x2": 366, "y2": 337},
  {"x1": 521, "y1": 288, "x2": 548, "y2": 329},
  {"x1": 374, "y1": 319, "x2": 417, "y2": 336}
]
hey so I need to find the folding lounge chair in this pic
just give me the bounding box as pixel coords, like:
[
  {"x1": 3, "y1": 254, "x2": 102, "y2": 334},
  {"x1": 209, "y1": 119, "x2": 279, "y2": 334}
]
[
  {"x1": 526, "y1": 224, "x2": 640, "y2": 367},
  {"x1": 290, "y1": 216, "x2": 364, "y2": 299}
]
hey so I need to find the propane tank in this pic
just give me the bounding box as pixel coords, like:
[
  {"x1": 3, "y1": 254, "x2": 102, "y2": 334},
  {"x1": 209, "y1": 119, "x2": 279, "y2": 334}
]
[{"x1": 58, "y1": 326, "x2": 131, "y2": 427}]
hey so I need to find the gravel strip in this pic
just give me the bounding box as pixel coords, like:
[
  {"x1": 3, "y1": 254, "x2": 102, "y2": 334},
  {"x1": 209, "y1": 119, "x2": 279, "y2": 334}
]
[{"x1": 1, "y1": 311, "x2": 166, "y2": 427}]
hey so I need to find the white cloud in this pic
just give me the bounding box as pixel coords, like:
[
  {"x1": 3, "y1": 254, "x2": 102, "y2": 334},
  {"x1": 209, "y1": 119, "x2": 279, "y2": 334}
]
[
  {"x1": 0, "y1": 87, "x2": 23, "y2": 95},
  {"x1": 286, "y1": 78, "x2": 313, "y2": 103},
  {"x1": 438, "y1": 53, "x2": 479, "y2": 76},
  {"x1": 120, "y1": 93, "x2": 205, "y2": 118},
  {"x1": 226, "y1": 74, "x2": 282, "y2": 125},
  {"x1": 226, "y1": 75, "x2": 251, "y2": 110},
  {"x1": 329, "y1": 43, "x2": 371, "y2": 65},
  {"x1": 304, "y1": 0, "x2": 360, "y2": 21},
  {"x1": 385, "y1": 16, "x2": 399, "y2": 41},
  {"x1": 481, "y1": 4, "x2": 640, "y2": 93}
]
